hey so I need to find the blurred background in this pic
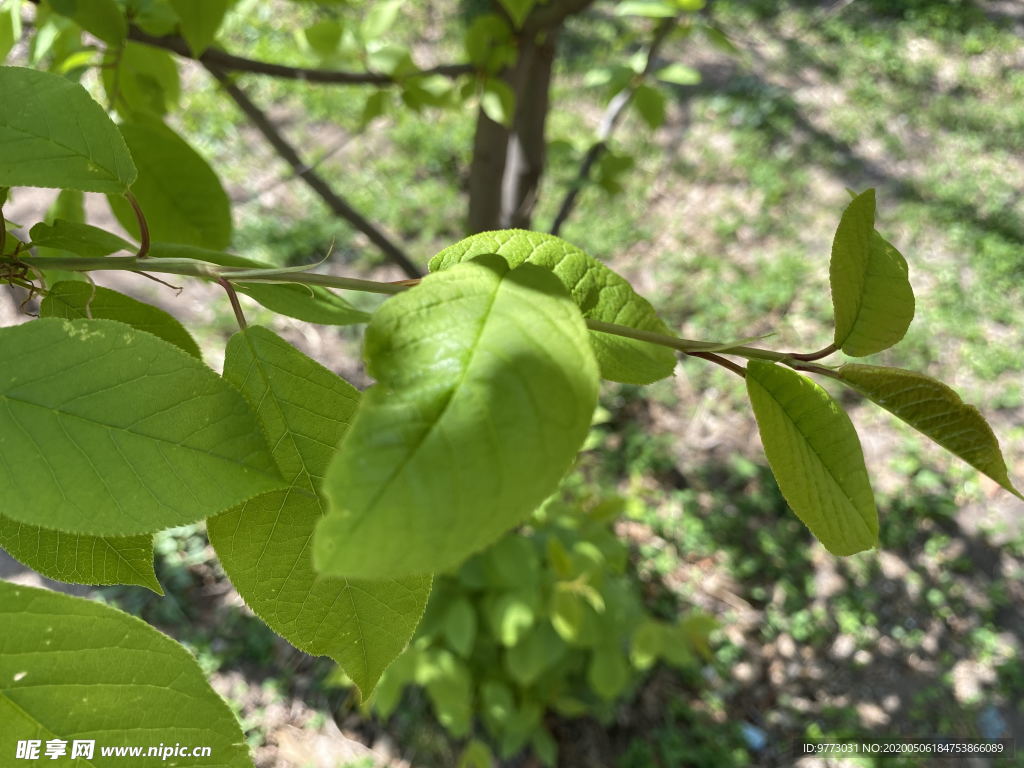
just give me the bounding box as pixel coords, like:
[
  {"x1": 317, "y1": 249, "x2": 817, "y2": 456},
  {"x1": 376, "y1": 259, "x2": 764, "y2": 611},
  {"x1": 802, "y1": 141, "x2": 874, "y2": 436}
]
[{"x1": 2, "y1": 0, "x2": 1024, "y2": 765}]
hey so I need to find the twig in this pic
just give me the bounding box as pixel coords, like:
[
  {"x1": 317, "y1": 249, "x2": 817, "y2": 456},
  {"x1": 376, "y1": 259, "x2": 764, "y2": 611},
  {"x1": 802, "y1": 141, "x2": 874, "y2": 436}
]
[
  {"x1": 124, "y1": 190, "x2": 150, "y2": 258},
  {"x1": 690, "y1": 351, "x2": 746, "y2": 378},
  {"x1": 206, "y1": 66, "x2": 422, "y2": 278},
  {"x1": 550, "y1": 17, "x2": 677, "y2": 235},
  {"x1": 786, "y1": 342, "x2": 838, "y2": 362},
  {"x1": 217, "y1": 277, "x2": 247, "y2": 329},
  {"x1": 128, "y1": 27, "x2": 472, "y2": 86}
]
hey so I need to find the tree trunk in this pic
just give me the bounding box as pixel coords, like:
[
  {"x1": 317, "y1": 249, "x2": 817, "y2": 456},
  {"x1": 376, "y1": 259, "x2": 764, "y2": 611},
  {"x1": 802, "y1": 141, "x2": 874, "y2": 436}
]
[
  {"x1": 501, "y1": 30, "x2": 557, "y2": 229},
  {"x1": 466, "y1": 0, "x2": 593, "y2": 233}
]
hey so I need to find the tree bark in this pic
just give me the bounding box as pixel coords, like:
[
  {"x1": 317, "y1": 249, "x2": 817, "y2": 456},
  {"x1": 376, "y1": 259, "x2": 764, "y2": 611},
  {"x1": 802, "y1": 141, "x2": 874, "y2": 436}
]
[{"x1": 465, "y1": 0, "x2": 594, "y2": 233}]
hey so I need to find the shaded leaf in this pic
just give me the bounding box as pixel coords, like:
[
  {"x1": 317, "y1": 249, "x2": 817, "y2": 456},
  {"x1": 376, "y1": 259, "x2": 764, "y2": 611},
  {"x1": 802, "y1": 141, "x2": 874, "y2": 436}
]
[
  {"x1": 0, "y1": 581, "x2": 252, "y2": 767},
  {"x1": 50, "y1": 0, "x2": 126, "y2": 44},
  {"x1": 103, "y1": 42, "x2": 180, "y2": 117},
  {"x1": 633, "y1": 83, "x2": 666, "y2": 129},
  {"x1": 746, "y1": 360, "x2": 878, "y2": 555},
  {"x1": 429, "y1": 230, "x2": 676, "y2": 384},
  {"x1": 0, "y1": 318, "x2": 284, "y2": 536},
  {"x1": 29, "y1": 219, "x2": 133, "y2": 258},
  {"x1": 169, "y1": 0, "x2": 229, "y2": 55},
  {"x1": 109, "y1": 120, "x2": 231, "y2": 250},
  {"x1": 0, "y1": 518, "x2": 160, "y2": 592},
  {"x1": 40, "y1": 281, "x2": 201, "y2": 358},
  {"x1": 315, "y1": 256, "x2": 599, "y2": 579},
  {"x1": 839, "y1": 363, "x2": 1021, "y2": 498},
  {"x1": 0, "y1": 66, "x2": 136, "y2": 192}
]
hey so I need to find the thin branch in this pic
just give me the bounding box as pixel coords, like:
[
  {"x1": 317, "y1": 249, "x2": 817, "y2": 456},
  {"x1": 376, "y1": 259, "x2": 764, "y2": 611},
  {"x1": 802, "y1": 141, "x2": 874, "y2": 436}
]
[
  {"x1": 124, "y1": 190, "x2": 150, "y2": 258},
  {"x1": 14, "y1": 255, "x2": 408, "y2": 295},
  {"x1": 786, "y1": 342, "x2": 839, "y2": 362},
  {"x1": 206, "y1": 66, "x2": 422, "y2": 278},
  {"x1": 690, "y1": 351, "x2": 746, "y2": 378},
  {"x1": 217, "y1": 277, "x2": 248, "y2": 329},
  {"x1": 128, "y1": 27, "x2": 472, "y2": 86},
  {"x1": 550, "y1": 17, "x2": 677, "y2": 235}
]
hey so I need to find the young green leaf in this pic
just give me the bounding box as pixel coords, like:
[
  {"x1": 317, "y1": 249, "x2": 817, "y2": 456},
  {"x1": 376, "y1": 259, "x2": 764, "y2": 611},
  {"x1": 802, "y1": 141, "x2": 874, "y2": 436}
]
[
  {"x1": 109, "y1": 120, "x2": 232, "y2": 250},
  {"x1": 361, "y1": 0, "x2": 402, "y2": 39},
  {"x1": 0, "y1": 66, "x2": 136, "y2": 192},
  {"x1": 0, "y1": 318, "x2": 284, "y2": 536},
  {"x1": 315, "y1": 256, "x2": 600, "y2": 580},
  {"x1": 429, "y1": 230, "x2": 676, "y2": 385},
  {"x1": 746, "y1": 360, "x2": 878, "y2": 556},
  {"x1": 232, "y1": 282, "x2": 370, "y2": 325},
  {"x1": 169, "y1": 0, "x2": 230, "y2": 56},
  {"x1": 29, "y1": 219, "x2": 134, "y2": 258},
  {"x1": 0, "y1": 581, "x2": 252, "y2": 767},
  {"x1": 838, "y1": 364, "x2": 1022, "y2": 498},
  {"x1": 0, "y1": 517, "x2": 161, "y2": 593},
  {"x1": 40, "y1": 282, "x2": 202, "y2": 358},
  {"x1": 208, "y1": 327, "x2": 430, "y2": 695},
  {"x1": 830, "y1": 189, "x2": 915, "y2": 356}
]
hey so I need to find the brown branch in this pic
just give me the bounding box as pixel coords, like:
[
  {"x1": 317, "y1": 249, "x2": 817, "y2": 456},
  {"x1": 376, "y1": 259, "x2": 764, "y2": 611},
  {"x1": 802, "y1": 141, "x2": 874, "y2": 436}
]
[
  {"x1": 550, "y1": 16, "x2": 677, "y2": 235},
  {"x1": 129, "y1": 27, "x2": 472, "y2": 86},
  {"x1": 690, "y1": 351, "x2": 747, "y2": 378},
  {"x1": 207, "y1": 66, "x2": 422, "y2": 278}
]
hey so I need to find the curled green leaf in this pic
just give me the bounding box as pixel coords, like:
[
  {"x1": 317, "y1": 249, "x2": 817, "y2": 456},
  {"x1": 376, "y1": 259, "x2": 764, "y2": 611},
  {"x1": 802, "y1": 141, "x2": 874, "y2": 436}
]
[{"x1": 829, "y1": 189, "x2": 915, "y2": 356}]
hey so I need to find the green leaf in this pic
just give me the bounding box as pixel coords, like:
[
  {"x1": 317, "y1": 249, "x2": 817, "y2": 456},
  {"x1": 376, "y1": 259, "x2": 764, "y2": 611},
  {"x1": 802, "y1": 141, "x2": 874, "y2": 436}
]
[
  {"x1": 207, "y1": 327, "x2": 429, "y2": 695},
  {"x1": 633, "y1": 83, "x2": 666, "y2": 129},
  {"x1": 50, "y1": 0, "x2": 126, "y2": 44},
  {"x1": 110, "y1": 119, "x2": 231, "y2": 250},
  {"x1": 417, "y1": 649, "x2": 473, "y2": 737},
  {"x1": 746, "y1": 360, "x2": 878, "y2": 555},
  {"x1": 498, "y1": 0, "x2": 535, "y2": 27},
  {"x1": 481, "y1": 77, "x2": 515, "y2": 127},
  {"x1": 0, "y1": 318, "x2": 284, "y2": 536},
  {"x1": 629, "y1": 619, "x2": 662, "y2": 670},
  {"x1": 615, "y1": 0, "x2": 677, "y2": 17},
  {"x1": 303, "y1": 19, "x2": 342, "y2": 57},
  {"x1": 830, "y1": 189, "x2": 915, "y2": 356},
  {"x1": 0, "y1": 517, "x2": 161, "y2": 592},
  {"x1": 234, "y1": 282, "x2": 370, "y2": 325},
  {"x1": 29, "y1": 219, "x2": 133, "y2": 257},
  {"x1": 486, "y1": 592, "x2": 535, "y2": 647},
  {"x1": 429, "y1": 230, "x2": 676, "y2": 385},
  {"x1": 505, "y1": 623, "x2": 564, "y2": 685},
  {"x1": 587, "y1": 645, "x2": 630, "y2": 700},
  {"x1": 444, "y1": 598, "x2": 477, "y2": 657},
  {"x1": 361, "y1": 0, "x2": 401, "y2": 39},
  {"x1": 0, "y1": 581, "x2": 252, "y2": 767},
  {"x1": 40, "y1": 281, "x2": 202, "y2": 358},
  {"x1": 655, "y1": 62, "x2": 701, "y2": 85},
  {"x1": 315, "y1": 256, "x2": 599, "y2": 579},
  {"x1": 549, "y1": 589, "x2": 584, "y2": 643},
  {"x1": 103, "y1": 42, "x2": 180, "y2": 117},
  {"x1": 838, "y1": 364, "x2": 1022, "y2": 498},
  {"x1": 169, "y1": 0, "x2": 229, "y2": 55},
  {"x1": 0, "y1": 66, "x2": 136, "y2": 192}
]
